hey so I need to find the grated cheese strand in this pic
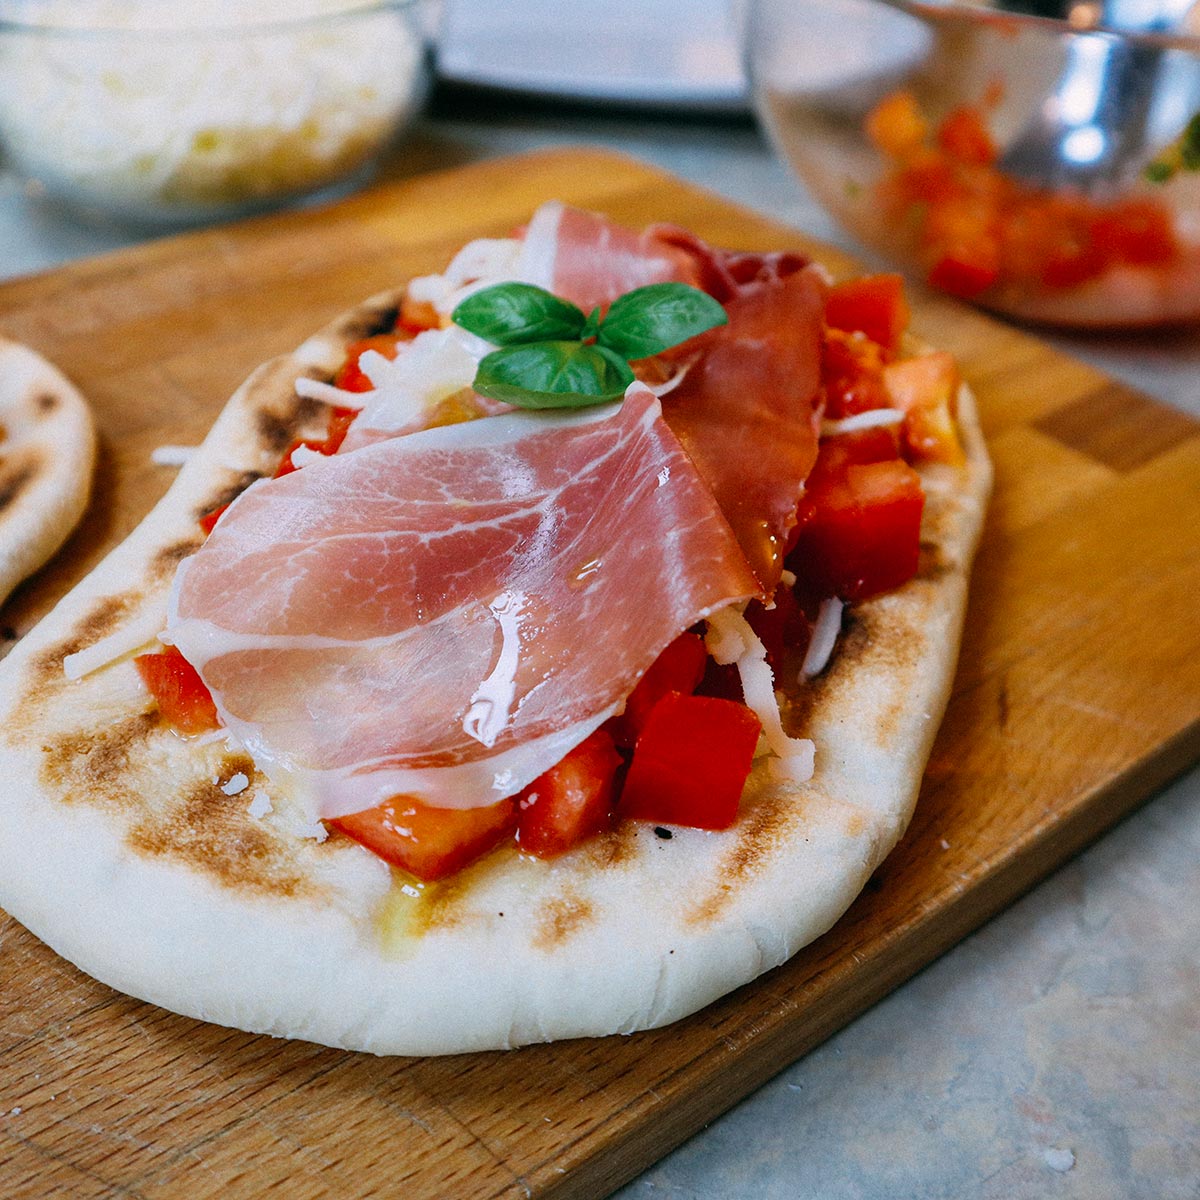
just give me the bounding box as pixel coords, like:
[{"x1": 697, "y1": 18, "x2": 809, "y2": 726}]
[
  {"x1": 62, "y1": 605, "x2": 166, "y2": 681},
  {"x1": 706, "y1": 605, "x2": 815, "y2": 785},
  {"x1": 801, "y1": 597, "x2": 844, "y2": 679},
  {"x1": 820, "y1": 409, "x2": 905, "y2": 437}
]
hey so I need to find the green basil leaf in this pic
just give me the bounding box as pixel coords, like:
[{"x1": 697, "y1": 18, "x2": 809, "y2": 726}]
[
  {"x1": 580, "y1": 306, "x2": 602, "y2": 341},
  {"x1": 597, "y1": 282, "x2": 728, "y2": 359},
  {"x1": 452, "y1": 284, "x2": 586, "y2": 346},
  {"x1": 473, "y1": 342, "x2": 635, "y2": 409}
]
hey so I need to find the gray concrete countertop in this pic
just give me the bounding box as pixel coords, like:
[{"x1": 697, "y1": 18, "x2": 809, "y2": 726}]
[{"x1": 1, "y1": 91, "x2": 1197, "y2": 1200}]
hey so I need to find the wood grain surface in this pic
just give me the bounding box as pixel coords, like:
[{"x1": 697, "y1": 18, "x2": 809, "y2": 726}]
[{"x1": 0, "y1": 148, "x2": 1197, "y2": 1200}]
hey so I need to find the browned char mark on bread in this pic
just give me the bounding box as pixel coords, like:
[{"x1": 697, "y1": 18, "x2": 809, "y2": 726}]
[
  {"x1": 0, "y1": 448, "x2": 41, "y2": 512},
  {"x1": 125, "y1": 754, "x2": 318, "y2": 898},
  {"x1": 333, "y1": 300, "x2": 401, "y2": 344}
]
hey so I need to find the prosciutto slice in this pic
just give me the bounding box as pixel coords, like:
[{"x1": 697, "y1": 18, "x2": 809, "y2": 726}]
[
  {"x1": 661, "y1": 267, "x2": 826, "y2": 590},
  {"x1": 519, "y1": 205, "x2": 827, "y2": 588},
  {"x1": 521, "y1": 202, "x2": 706, "y2": 311},
  {"x1": 167, "y1": 388, "x2": 759, "y2": 817}
]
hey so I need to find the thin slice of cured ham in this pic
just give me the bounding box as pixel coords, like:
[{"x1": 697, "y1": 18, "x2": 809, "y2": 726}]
[
  {"x1": 518, "y1": 206, "x2": 826, "y2": 589},
  {"x1": 167, "y1": 388, "x2": 759, "y2": 817},
  {"x1": 661, "y1": 266, "x2": 826, "y2": 591},
  {"x1": 521, "y1": 202, "x2": 706, "y2": 312}
]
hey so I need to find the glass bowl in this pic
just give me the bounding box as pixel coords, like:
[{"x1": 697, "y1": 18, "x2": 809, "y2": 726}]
[
  {"x1": 0, "y1": 0, "x2": 430, "y2": 227},
  {"x1": 748, "y1": 0, "x2": 1200, "y2": 328}
]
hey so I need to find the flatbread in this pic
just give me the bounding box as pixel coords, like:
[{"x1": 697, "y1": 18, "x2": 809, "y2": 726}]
[
  {"x1": 0, "y1": 291, "x2": 991, "y2": 1055},
  {"x1": 0, "y1": 338, "x2": 95, "y2": 608}
]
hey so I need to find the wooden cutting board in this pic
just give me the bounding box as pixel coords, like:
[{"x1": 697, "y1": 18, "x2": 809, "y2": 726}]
[{"x1": 0, "y1": 148, "x2": 1197, "y2": 1200}]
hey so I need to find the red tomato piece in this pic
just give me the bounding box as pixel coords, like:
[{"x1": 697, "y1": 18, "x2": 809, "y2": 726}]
[
  {"x1": 821, "y1": 329, "x2": 891, "y2": 419},
  {"x1": 1091, "y1": 199, "x2": 1178, "y2": 267},
  {"x1": 199, "y1": 503, "x2": 230, "y2": 535},
  {"x1": 891, "y1": 148, "x2": 965, "y2": 207},
  {"x1": 334, "y1": 334, "x2": 406, "y2": 393},
  {"x1": 745, "y1": 583, "x2": 811, "y2": 673},
  {"x1": 806, "y1": 427, "x2": 902, "y2": 491},
  {"x1": 789, "y1": 457, "x2": 925, "y2": 601},
  {"x1": 882, "y1": 351, "x2": 966, "y2": 466},
  {"x1": 134, "y1": 646, "x2": 219, "y2": 735},
  {"x1": 325, "y1": 405, "x2": 359, "y2": 453},
  {"x1": 331, "y1": 796, "x2": 517, "y2": 882},
  {"x1": 936, "y1": 106, "x2": 998, "y2": 165},
  {"x1": 865, "y1": 90, "x2": 928, "y2": 159},
  {"x1": 273, "y1": 437, "x2": 328, "y2": 479},
  {"x1": 516, "y1": 730, "x2": 622, "y2": 859},
  {"x1": 619, "y1": 693, "x2": 762, "y2": 831},
  {"x1": 824, "y1": 274, "x2": 910, "y2": 356},
  {"x1": 606, "y1": 632, "x2": 708, "y2": 749},
  {"x1": 927, "y1": 251, "x2": 1000, "y2": 299}
]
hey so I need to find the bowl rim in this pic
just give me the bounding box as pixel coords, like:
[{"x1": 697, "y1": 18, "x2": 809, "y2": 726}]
[
  {"x1": 0, "y1": 0, "x2": 424, "y2": 37},
  {"x1": 879, "y1": 0, "x2": 1200, "y2": 52}
]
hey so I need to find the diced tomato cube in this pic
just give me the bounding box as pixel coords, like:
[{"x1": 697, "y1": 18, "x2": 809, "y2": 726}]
[
  {"x1": 273, "y1": 438, "x2": 328, "y2": 479},
  {"x1": 789, "y1": 457, "x2": 925, "y2": 601},
  {"x1": 936, "y1": 106, "x2": 998, "y2": 165},
  {"x1": 806, "y1": 427, "x2": 902, "y2": 492},
  {"x1": 891, "y1": 148, "x2": 965, "y2": 207},
  {"x1": 324, "y1": 405, "x2": 359, "y2": 453},
  {"x1": 331, "y1": 796, "x2": 517, "y2": 882},
  {"x1": 134, "y1": 646, "x2": 219, "y2": 735},
  {"x1": 824, "y1": 274, "x2": 910, "y2": 356},
  {"x1": 865, "y1": 90, "x2": 928, "y2": 159},
  {"x1": 516, "y1": 730, "x2": 622, "y2": 859},
  {"x1": 334, "y1": 334, "x2": 406, "y2": 393},
  {"x1": 1092, "y1": 199, "x2": 1177, "y2": 267},
  {"x1": 927, "y1": 251, "x2": 1000, "y2": 299},
  {"x1": 607, "y1": 632, "x2": 708, "y2": 749},
  {"x1": 821, "y1": 329, "x2": 892, "y2": 419},
  {"x1": 199, "y1": 503, "x2": 230, "y2": 535},
  {"x1": 882, "y1": 351, "x2": 966, "y2": 466},
  {"x1": 619, "y1": 692, "x2": 761, "y2": 831}
]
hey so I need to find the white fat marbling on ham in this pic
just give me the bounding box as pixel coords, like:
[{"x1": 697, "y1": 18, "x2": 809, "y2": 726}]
[{"x1": 167, "y1": 387, "x2": 759, "y2": 817}]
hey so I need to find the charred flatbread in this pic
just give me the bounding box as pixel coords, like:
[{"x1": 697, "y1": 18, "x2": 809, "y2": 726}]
[
  {"x1": 0, "y1": 338, "x2": 94, "y2": 609},
  {"x1": 0, "y1": 223, "x2": 990, "y2": 1055}
]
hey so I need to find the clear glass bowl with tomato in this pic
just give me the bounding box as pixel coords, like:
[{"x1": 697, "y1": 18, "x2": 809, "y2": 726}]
[{"x1": 748, "y1": 0, "x2": 1200, "y2": 328}]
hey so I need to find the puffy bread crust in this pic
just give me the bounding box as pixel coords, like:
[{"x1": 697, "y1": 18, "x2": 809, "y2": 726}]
[
  {"x1": 0, "y1": 338, "x2": 95, "y2": 607},
  {"x1": 0, "y1": 295, "x2": 991, "y2": 1055}
]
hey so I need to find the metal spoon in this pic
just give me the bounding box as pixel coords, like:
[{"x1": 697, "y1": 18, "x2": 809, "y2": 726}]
[{"x1": 996, "y1": 0, "x2": 1198, "y2": 189}]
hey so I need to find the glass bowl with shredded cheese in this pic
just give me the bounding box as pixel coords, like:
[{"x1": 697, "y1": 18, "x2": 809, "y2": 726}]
[{"x1": 0, "y1": 0, "x2": 430, "y2": 225}]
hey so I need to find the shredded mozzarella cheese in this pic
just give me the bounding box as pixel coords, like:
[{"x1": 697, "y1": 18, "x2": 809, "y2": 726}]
[
  {"x1": 408, "y1": 237, "x2": 525, "y2": 315},
  {"x1": 705, "y1": 605, "x2": 816, "y2": 785},
  {"x1": 801, "y1": 597, "x2": 844, "y2": 679},
  {"x1": 62, "y1": 606, "x2": 166, "y2": 680},
  {"x1": 150, "y1": 444, "x2": 196, "y2": 467},
  {"x1": 0, "y1": 0, "x2": 423, "y2": 217},
  {"x1": 820, "y1": 409, "x2": 905, "y2": 437}
]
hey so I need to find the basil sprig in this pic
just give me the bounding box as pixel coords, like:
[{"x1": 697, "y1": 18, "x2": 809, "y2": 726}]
[{"x1": 452, "y1": 281, "x2": 727, "y2": 410}]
